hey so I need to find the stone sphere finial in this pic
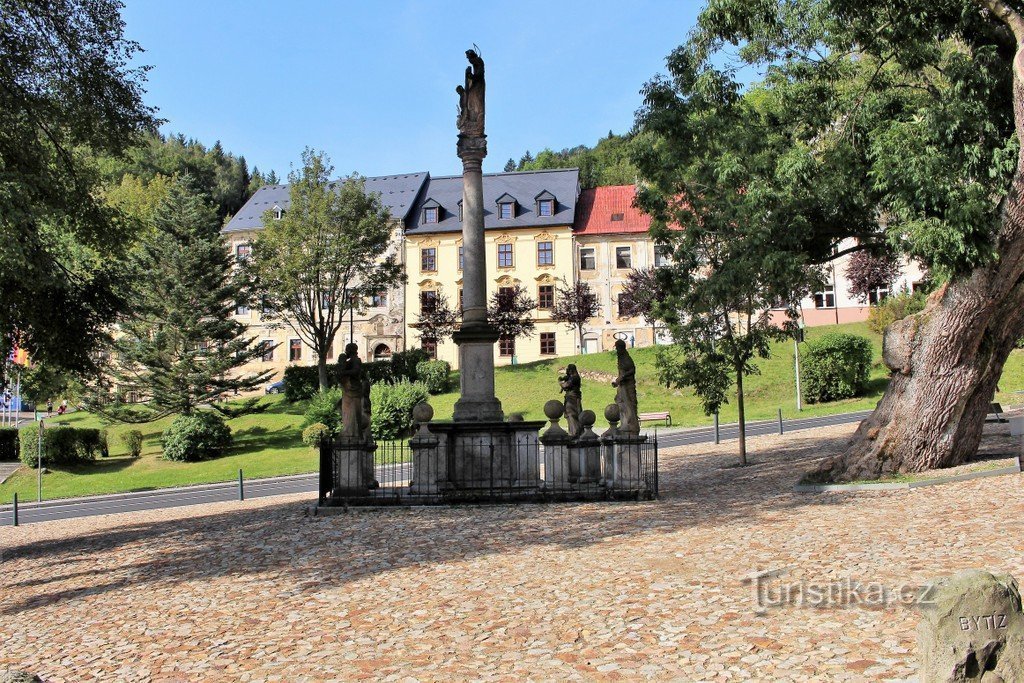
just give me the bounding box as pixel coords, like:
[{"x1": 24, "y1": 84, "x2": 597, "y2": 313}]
[
  {"x1": 413, "y1": 402, "x2": 434, "y2": 424},
  {"x1": 581, "y1": 410, "x2": 596, "y2": 427},
  {"x1": 544, "y1": 400, "x2": 565, "y2": 421},
  {"x1": 604, "y1": 403, "x2": 620, "y2": 424}
]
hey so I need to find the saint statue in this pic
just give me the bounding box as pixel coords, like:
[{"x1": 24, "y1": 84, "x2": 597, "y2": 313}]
[
  {"x1": 611, "y1": 340, "x2": 640, "y2": 434},
  {"x1": 336, "y1": 343, "x2": 367, "y2": 440},
  {"x1": 559, "y1": 364, "x2": 583, "y2": 439},
  {"x1": 456, "y1": 48, "x2": 485, "y2": 138}
]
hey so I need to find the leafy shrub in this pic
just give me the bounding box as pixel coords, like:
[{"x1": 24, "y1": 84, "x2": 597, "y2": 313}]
[
  {"x1": 75, "y1": 428, "x2": 106, "y2": 459},
  {"x1": 0, "y1": 427, "x2": 18, "y2": 461},
  {"x1": 18, "y1": 425, "x2": 98, "y2": 467},
  {"x1": 370, "y1": 381, "x2": 429, "y2": 440},
  {"x1": 802, "y1": 333, "x2": 874, "y2": 404},
  {"x1": 363, "y1": 360, "x2": 395, "y2": 386},
  {"x1": 302, "y1": 422, "x2": 331, "y2": 448},
  {"x1": 302, "y1": 388, "x2": 342, "y2": 435},
  {"x1": 98, "y1": 429, "x2": 109, "y2": 457},
  {"x1": 867, "y1": 292, "x2": 926, "y2": 335},
  {"x1": 283, "y1": 365, "x2": 324, "y2": 402},
  {"x1": 416, "y1": 360, "x2": 451, "y2": 394},
  {"x1": 121, "y1": 429, "x2": 144, "y2": 458},
  {"x1": 390, "y1": 348, "x2": 430, "y2": 383},
  {"x1": 161, "y1": 412, "x2": 231, "y2": 462}
]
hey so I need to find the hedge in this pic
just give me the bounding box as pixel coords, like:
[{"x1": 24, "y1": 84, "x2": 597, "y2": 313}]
[
  {"x1": 19, "y1": 425, "x2": 101, "y2": 467},
  {"x1": 0, "y1": 427, "x2": 18, "y2": 461},
  {"x1": 867, "y1": 292, "x2": 927, "y2": 335},
  {"x1": 283, "y1": 348, "x2": 435, "y2": 402},
  {"x1": 802, "y1": 333, "x2": 874, "y2": 404}
]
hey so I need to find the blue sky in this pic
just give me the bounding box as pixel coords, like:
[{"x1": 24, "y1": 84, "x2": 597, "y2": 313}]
[{"x1": 122, "y1": 1, "x2": 703, "y2": 179}]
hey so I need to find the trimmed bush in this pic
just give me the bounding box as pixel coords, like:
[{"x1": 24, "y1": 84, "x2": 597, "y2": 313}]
[
  {"x1": 161, "y1": 412, "x2": 231, "y2": 462},
  {"x1": 98, "y1": 429, "x2": 109, "y2": 458},
  {"x1": 121, "y1": 429, "x2": 144, "y2": 458},
  {"x1": 370, "y1": 381, "x2": 429, "y2": 440},
  {"x1": 363, "y1": 360, "x2": 396, "y2": 386},
  {"x1": 390, "y1": 348, "x2": 430, "y2": 383},
  {"x1": 301, "y1": 388, "x2": 342, "y2": 436},
  {"x1": 0, "y1": 427, "x2": 18, "y2": 461},
  {"x1": 18, "y1": 425, "x2": 98, "y2": 467},
  {"x1": 302, "y1": 422, "x2": 331, "y2": 448},
  {"x1": 416, "y1": 360, "x2": 451, "y2": 395},
  {"x1": 802, "y1": 333, "x2": 874, "y2": 404},
  {"x1": 867, "y1": 292, "x2": 927, "y2": 335},
  {"x1": 283, "y1": 365, "x2": 325, "y2": 402}
]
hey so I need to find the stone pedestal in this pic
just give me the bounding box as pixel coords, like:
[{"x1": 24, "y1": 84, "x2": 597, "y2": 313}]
[
  {"x1": 539, "y1": 401, "x2": 572, "y2": 490},
  {"x1": 451, "y1": 323, "x2": 504, "y2": 422},
  {"x1": 570, "y1": 410, "x2": 602, "y2": 484},
  {"x1": 330, "y1": 439, "x2": 377, "y2": 495},
  {"x1": 918, "y1": 570, "x2": 1024, "y2": 682},
  {"x1": 602, "y1": 434, "x2": 647, "y2": 491},
  {"x1": 429, "y1": 420, "x2": 544, "y2": 492},
  {"x1": 409, "y1": 433, "x2": 444, "y2": 496}
]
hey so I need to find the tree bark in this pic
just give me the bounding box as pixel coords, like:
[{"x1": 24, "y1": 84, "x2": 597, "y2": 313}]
[
  {"x1": 736, "y1": 366, "x2": 748, "y2": 466},
  {"x1": 809, "y1": 40, "x2": 1024, "y2": 482}
]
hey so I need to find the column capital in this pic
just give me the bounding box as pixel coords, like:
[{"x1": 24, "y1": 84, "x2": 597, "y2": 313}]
[{"x1": 457, "y1": 134, "x2": 488, "y2": 166}]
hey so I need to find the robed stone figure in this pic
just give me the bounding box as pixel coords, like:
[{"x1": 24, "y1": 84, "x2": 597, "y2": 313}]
[
  {"x1": 559, "y1": 364, "x2": 583, "y2": 439},
  {"x1": 456, "y1": 49, "x2": 485, "y2": 137},
  {"x1": 337, "y1": 343, "x2": 367, "y2": 441},
  {"x1": 612, "y1": 340, "x2": 640, "y2": 434}
]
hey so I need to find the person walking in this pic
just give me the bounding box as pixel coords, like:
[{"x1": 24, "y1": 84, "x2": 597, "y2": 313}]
[{"x1": 46, "y1": 399, "x2": 53, "y2": 416}]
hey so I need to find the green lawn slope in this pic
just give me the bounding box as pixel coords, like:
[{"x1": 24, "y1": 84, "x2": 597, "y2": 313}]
[{"x1": 2, "y1": 321, "x2": 1021, "y2": 502}]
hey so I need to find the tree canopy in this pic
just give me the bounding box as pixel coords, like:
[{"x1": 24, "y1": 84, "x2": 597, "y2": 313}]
[
  {"x1": 508, "y1": 132, "x2": 639, "y2": 188},
  {"x1": 1, "y1": 0, "x2": 159, "y2": 382}
]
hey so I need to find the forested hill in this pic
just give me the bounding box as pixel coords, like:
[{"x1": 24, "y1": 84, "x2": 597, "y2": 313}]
[
  {"x1": 97, "y1": 132, "x2": 278, "y2": 221},
  {"x1": 504, "y1": 132, "x2": 639, "y2": 189}
]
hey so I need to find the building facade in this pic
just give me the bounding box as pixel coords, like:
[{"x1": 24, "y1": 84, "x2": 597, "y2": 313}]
[
  {"x1": 224, "y1": 170, "x2": 919, "y2": 384},
  {"x1": 573, "y1": 185, "x2": 671, "y2": 354},
  {"x1": 222, "y1": 173, "x2": 429, "y2": 379},
  {"x1": 403, "y1": 169, "x2": 580, "y2": 367}
]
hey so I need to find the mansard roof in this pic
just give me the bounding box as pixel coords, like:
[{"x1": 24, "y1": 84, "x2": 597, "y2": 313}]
[
  {"x1": 223, "y1": 172, "x2": 430, "y2": 233},
  {"x1": 406, "y1": 168, "x2": 580, "y2": 235}
]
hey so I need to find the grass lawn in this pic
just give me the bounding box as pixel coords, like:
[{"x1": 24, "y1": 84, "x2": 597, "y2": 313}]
[{"x1": 2, "y1": 321, "x2": 1021, "y2": 503}]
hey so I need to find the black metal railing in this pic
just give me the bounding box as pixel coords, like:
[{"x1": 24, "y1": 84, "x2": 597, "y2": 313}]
[{"x1": 319, "y1": 433, "x2": 658, "y2": 506}]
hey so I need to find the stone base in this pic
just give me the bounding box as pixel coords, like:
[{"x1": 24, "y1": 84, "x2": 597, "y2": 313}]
[
  {"x1": 330, "y1": 440, "x2": 378, "y2": 495},
  {"x1": 602, "y1": 435, "x2": 648, "y2": 490},
  {"x1": 408, "y1": 435, "x2": 443, "y2": 495},
  {"x1": 429, "y1": 420, "x2": 544, "y2": 490},
  {"x1": 570, "y1": 440, "x2": 602, "y2": 484}
]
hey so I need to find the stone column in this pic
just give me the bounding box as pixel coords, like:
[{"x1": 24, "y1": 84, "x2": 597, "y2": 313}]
[
  {"x1": 409, "y1": 403, "x2": 445, "y2": 495},
  {"x1": 539, "y1": 400, "x2": 571, "y2": 490},
  {"x1": 452, "y1": 113, "x2": 502, "y2": 422}
]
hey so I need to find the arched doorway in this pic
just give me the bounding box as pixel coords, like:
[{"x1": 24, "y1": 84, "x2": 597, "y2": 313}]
[{"x1": 373, "y1": 343, "x2": 392, "y2": 361}]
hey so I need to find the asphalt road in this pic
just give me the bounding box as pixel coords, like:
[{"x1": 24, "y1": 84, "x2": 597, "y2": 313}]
[{"x1": 1, "y1": 409, "x2": 871, "y2": 526}]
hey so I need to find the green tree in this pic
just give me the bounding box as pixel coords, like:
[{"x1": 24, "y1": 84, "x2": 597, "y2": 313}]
[
  {"x1": 247, "y1": 149, "x2": 404, "y2": 390},
  {"x1": 487, "y1": 284, "x2": 537, "y2": 353},
  {"x1": 1, "y1": 0, "x2": 159, "y2": 384},
  {"x1": 551, "y1": 279, "x2": 600, "y2": 352},
  {"x1": 635, "y1": 0, "x2": 1024, "y2": 482},
  {"x1": 99, "y1": 177, "x2": 271, "y2": 420},
  {"x1": 415, "y1": 289, "x2": 458, "y2": 351}
]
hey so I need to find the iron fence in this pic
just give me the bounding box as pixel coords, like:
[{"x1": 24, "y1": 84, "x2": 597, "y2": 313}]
[{"x1": 319, "y1": 434, "x2": 658, "y2": 507}]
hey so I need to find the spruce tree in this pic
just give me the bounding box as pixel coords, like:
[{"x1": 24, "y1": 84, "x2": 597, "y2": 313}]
[{"x1": 101, "y1": 176, "x2": 271, "y2": 420}]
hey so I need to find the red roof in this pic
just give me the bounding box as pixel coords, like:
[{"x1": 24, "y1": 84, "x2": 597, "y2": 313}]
[{"x1": 574, "y1": 185, "x2": 651, "y2": 235}]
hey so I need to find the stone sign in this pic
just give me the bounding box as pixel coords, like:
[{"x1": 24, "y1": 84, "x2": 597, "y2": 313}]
[{"x1": 918, "y1": 569, "x2": 1023, "y2": 682}]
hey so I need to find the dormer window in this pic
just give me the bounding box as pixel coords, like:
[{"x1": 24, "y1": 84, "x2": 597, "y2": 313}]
[
  {"x1": 495, "y1": 193, "x2": 517, "y2": 220},
  {"x1": 422, "y1": 198, "x2": 441, "y2": 224},
  {"x1": 273, "y1": 205, "x2": 284, "y2": 220},
  {"x1": 535, "y1": 190, "x2": 557, "y2": 218}
]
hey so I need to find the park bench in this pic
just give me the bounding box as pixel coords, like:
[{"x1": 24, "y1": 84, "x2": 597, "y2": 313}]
[
  {"x1": 987, "y1": 402, "x2": 1008, "y2": 423},
  {"x1": 638, "y1": 411, "x2": 672, "y2": 427}
]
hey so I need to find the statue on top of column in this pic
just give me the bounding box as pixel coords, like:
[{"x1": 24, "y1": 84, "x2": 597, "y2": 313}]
[
  {"x1": 456, "y1": 48, "x2": 485, "y2": 138},
  {"x1": 612, "y1": 340, "x2": 640, "y2": 435}
]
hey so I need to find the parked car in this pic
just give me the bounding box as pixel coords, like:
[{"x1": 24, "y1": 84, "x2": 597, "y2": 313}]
[{"x1": 265, "y1": 379, "x2": 285, "y2": 395}]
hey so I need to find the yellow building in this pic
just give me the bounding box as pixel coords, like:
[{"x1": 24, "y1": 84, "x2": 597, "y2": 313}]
[
  {"x1": 222, "y1": 173, "x2": 430, "y2": 381},
  {"x1": 403, "y1": 169, "x2": 581, "y2": 368}
]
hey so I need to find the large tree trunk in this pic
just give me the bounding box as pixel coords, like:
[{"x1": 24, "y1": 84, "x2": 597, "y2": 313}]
[{"x1": 810, "y1": 149, "x2": 1024, "y2": 482}]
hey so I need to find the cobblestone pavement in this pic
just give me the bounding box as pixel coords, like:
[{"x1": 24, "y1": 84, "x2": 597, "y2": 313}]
[{"x1": 2, "y1": 423, "x2": 1022, "y2": 682}]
